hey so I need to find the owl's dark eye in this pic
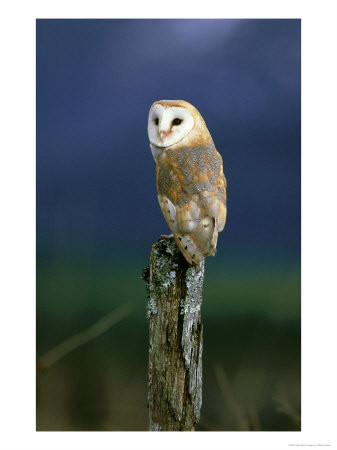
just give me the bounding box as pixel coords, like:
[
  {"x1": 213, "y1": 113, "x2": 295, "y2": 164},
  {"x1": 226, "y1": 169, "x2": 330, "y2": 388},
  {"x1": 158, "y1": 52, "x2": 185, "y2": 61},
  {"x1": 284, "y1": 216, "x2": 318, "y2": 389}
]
[
  {"x1": 154, "y1": 118, "x2": 159, "y2": 125},
  {"x1": 172, "y1": 118, "x2": 182, "y2": 126}
]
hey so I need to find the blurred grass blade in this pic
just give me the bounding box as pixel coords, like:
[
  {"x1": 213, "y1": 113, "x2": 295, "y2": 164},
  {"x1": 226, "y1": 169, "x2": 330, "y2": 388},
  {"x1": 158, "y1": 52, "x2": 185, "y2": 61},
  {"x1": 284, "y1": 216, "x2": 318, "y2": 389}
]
[
  {"x1": 214, "y1": 363, "x2": 250, "y2": 431},
  {"x1": 38, "y1": 304, "x2": 132, "y2": 372},
  {"x1": 273, "y1": 383, "x2": 301, "y2": 428},
  {"x1": 248, "y1": 406, "x2": 261, "y2": 431}
]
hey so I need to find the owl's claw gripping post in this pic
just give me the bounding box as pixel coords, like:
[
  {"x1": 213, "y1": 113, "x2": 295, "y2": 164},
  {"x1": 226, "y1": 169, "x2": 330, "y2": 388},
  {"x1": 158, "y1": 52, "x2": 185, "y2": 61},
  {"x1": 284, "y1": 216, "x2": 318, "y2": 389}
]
[{"x1": 158, "y1": 234, "x2": 173, "y2": 242}]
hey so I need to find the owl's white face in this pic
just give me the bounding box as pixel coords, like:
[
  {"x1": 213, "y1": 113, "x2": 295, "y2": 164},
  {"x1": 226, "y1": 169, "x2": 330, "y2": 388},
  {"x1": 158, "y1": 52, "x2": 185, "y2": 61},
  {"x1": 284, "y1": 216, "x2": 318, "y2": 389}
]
[{"x1": 148, "y1": 104, "x2": 194, "y2": 148}]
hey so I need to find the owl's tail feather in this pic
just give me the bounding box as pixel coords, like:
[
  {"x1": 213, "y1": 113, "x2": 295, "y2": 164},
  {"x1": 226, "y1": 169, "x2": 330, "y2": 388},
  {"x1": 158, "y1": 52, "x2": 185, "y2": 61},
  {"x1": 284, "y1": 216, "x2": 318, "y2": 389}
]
[
  {"x1": 173, "y1": 233, "x2": 205, "y2": 265},
  {"x1": 173, "y1": 217, "x2": 219, "y2": 265}
]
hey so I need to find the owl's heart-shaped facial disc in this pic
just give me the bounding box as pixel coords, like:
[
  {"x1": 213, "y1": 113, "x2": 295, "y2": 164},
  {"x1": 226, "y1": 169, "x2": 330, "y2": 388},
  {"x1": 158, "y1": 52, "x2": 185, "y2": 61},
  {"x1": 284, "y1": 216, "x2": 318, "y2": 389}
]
[{"x1": 148, "y1": 104, "x2": 194, "y2": 148}]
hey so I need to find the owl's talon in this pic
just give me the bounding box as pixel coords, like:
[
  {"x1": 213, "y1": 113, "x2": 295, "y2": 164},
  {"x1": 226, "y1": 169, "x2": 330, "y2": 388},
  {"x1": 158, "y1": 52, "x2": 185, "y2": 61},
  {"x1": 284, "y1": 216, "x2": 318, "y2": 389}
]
[{"x1": 158, "y1": 234, "x2": 173, "y2": 242}]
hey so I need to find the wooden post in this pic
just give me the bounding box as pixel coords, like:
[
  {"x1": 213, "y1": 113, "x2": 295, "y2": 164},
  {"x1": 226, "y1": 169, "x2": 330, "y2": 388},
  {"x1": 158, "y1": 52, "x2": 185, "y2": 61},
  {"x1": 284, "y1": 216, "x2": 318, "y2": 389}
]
[{"x1": 142, "y1": 236, "x2": 205, "y2": 431}]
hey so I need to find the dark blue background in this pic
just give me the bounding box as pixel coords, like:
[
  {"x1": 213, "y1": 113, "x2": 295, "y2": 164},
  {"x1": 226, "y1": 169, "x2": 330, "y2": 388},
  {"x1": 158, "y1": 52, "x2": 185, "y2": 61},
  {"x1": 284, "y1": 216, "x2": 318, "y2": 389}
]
[{"x1": 37, "y1": 19, "x2": 300, "y2": 261}]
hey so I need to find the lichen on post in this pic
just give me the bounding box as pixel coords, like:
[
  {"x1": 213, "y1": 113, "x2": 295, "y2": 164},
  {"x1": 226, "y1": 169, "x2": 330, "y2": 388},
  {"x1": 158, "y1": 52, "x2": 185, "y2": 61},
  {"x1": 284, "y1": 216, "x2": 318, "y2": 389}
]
[{"x1": 142, "y1": 236, "x2": 204, "y2": 431}]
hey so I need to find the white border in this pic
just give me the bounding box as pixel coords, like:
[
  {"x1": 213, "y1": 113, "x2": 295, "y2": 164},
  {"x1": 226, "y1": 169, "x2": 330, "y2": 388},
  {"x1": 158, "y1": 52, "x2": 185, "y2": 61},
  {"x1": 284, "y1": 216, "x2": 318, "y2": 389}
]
[{"x1": 0, "y1": 1, "x2": 336, "y2": 449}]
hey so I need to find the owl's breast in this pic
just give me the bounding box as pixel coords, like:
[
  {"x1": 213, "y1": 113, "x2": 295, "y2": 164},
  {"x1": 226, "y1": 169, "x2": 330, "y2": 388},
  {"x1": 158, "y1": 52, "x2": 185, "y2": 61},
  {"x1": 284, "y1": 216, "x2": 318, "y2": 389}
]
[{"x1": 156, "y1": 146, "x2": 226, "y2": 211}]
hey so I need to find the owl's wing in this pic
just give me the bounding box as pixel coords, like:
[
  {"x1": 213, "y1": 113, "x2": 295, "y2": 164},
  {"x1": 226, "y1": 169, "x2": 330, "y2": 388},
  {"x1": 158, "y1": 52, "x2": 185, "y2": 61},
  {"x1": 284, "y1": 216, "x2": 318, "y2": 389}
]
[{"x1": 156, "y1": 148, "x2": 227, "y2": 265}]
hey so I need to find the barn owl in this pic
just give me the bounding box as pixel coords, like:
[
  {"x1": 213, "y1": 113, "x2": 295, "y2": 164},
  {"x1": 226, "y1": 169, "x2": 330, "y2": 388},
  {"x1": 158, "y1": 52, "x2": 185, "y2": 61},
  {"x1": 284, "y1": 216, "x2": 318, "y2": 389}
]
[{"x1": 147, "y1": 99, "x2": 227, "y2": 265}]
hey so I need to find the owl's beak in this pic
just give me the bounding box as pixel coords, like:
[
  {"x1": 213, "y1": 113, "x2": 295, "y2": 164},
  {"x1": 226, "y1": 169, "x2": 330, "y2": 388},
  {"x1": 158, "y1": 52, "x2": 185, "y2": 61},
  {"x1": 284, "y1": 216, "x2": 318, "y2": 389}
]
[{"x1": 159, "y1": 130, "x2": 171, "y2": 142}]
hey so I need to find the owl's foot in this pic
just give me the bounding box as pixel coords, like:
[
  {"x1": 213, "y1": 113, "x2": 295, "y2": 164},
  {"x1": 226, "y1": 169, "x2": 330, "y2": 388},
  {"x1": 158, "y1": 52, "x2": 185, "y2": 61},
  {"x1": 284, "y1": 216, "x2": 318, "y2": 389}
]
[{"x1": 158, "y1": 234, "x2": 173, "y2": 242}]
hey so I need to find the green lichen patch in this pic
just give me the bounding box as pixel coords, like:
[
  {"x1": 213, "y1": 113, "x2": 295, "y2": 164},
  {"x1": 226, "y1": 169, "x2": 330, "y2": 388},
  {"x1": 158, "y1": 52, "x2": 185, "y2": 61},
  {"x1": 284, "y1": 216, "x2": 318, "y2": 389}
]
[
  {"x1": 180, "y1": 261, "x2": 205, "y2": 314},
  {"x1": 147, "y1": 297, "x2": 158, "y2": 319},
  {"x1": 149, "y1": 238, "x2": 181, "y2": 298}
]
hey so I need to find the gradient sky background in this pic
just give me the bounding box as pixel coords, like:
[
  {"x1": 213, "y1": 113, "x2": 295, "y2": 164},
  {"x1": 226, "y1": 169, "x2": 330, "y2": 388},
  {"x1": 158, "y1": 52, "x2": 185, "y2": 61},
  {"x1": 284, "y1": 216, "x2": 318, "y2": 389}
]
[{"x1": 37, "y1": 19, "x2": 301, "y2": 264}]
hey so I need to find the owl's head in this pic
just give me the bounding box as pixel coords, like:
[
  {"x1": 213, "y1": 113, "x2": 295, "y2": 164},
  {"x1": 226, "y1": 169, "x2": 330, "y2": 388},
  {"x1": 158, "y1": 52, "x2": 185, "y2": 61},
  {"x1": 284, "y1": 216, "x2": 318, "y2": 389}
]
[{"x1": 147, "y1": 100, "x2": 212, "y2": 149}]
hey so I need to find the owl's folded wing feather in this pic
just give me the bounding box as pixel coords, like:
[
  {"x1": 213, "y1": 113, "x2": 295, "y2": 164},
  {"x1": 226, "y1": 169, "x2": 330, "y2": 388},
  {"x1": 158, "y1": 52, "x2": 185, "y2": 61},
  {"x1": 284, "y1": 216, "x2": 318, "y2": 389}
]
[
  {"x1": 157, "y1": 191, "x2": 226, "y2": 265},
  {"x1": 156, "y1": 148, "x2": 227, "y2": 265}
]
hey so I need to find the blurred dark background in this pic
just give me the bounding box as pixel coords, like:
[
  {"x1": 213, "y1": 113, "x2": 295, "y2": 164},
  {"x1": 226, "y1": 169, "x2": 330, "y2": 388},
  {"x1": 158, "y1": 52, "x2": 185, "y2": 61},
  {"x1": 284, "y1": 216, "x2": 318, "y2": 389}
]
[{"x1": 36, "y1": 19, "x2": 301, "y2": 431}]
